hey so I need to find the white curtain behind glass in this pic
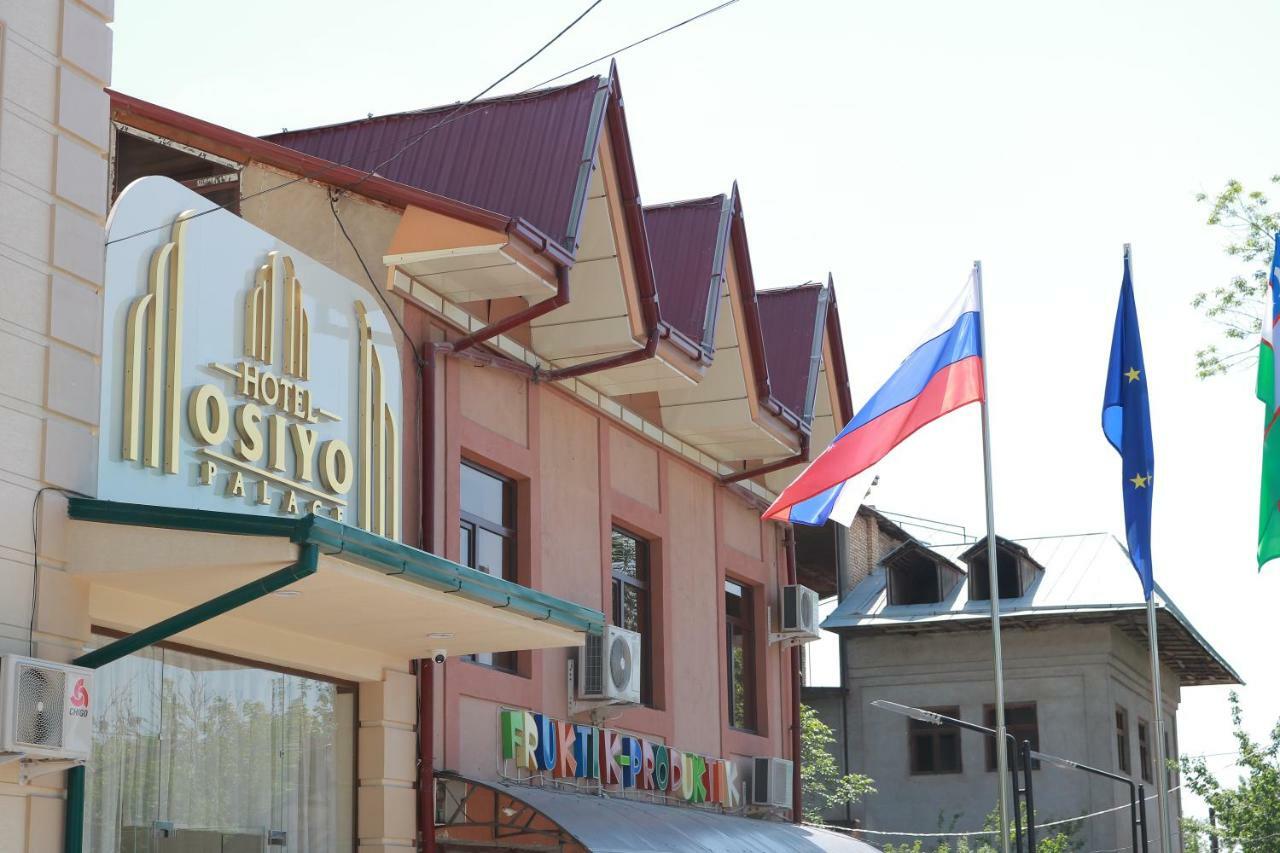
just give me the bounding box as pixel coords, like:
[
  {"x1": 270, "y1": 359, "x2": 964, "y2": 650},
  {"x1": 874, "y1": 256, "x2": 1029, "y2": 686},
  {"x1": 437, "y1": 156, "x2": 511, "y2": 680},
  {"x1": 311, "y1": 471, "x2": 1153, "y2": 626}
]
[{"x1": 85, "y1": 636, "x2": 353, "y2": 852}]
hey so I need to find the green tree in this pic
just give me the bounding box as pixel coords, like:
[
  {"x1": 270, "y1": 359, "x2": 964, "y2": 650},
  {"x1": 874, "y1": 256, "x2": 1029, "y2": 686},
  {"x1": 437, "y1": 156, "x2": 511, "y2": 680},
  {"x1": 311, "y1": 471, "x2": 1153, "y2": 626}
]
[
  {"x1": 1179, "y1": 691, "x2": 1280, "y2": 851},
  {"x1": 1192, "y1": 177, "x2": 1280, "y2": 377},
  {"x1": 800, "y1": 703, "x2": 875, "y2": 823}
]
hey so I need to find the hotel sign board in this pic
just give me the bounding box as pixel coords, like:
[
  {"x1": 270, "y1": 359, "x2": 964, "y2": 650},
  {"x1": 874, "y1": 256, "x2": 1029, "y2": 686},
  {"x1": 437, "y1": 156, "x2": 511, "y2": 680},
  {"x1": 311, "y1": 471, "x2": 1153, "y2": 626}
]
[{"x1": 101, "y1": 177, "x2": 402, "y2": 538}]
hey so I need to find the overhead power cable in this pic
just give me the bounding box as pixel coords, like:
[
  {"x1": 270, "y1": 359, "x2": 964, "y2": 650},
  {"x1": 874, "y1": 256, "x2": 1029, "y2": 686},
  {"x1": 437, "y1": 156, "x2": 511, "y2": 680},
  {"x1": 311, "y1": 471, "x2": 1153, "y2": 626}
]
[{"x1": 106, "y1": 0, "x2": 745, "y2": 249}]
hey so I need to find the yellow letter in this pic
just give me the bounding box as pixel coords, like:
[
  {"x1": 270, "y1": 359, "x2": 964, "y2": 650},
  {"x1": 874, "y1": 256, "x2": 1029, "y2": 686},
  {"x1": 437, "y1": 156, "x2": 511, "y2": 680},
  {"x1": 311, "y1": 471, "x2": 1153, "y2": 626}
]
[
  {"x1": 319, "y1": 440, "x2": 354, "y2": 494},
  {"x1": 227, "y1": 470, "x2": 245, "y2": 497},
  {"x1": 289, "y1": 423, "x2": 319, "y2": 482},
  {"x1": 233, "y1": 404, "x2": 264, "y2": 462},
  {"x1": 188, "y1": 385, "x2": 229, "y2": 445}
]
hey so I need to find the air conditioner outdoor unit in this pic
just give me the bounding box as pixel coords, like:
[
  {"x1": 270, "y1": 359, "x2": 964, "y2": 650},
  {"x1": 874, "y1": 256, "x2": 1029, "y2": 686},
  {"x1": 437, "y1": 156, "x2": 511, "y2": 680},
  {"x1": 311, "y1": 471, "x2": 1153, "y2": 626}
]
[
  {"x1": 0, "y1": 655, "x2": 93, "y2": 761},
  {"x1": 577, "y1": 625, "x2": 641, "y2": 704},
  {"x1": 780, "y1": 584, "x2": 821, "y2": 639},
  {"x1": 750, "y1": 756, "x2": 794, "y2": 808}
]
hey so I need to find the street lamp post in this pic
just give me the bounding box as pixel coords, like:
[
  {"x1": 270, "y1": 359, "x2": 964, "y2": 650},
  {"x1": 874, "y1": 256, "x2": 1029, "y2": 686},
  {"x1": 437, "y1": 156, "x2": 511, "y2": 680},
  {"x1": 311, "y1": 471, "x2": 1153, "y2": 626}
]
[
  {"x1": 870, "y1": 700, "x2": 1029, "y2": 852},
  {"x1": 1030, "y1": 749, "x2": 1144, "y2": 852}
]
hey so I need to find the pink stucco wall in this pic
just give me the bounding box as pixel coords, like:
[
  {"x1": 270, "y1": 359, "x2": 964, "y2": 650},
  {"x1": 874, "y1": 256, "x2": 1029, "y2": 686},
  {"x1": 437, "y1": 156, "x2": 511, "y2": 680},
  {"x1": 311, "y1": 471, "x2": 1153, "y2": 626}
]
[{"x1": 427, "y1": 343, "x2": 795, "y2": 784}]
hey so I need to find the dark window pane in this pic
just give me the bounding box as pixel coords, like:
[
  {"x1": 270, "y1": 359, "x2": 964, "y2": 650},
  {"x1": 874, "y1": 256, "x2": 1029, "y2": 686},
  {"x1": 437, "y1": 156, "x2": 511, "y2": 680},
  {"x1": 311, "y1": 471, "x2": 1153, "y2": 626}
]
[
  {"x1": 459, "y1": 524, "x2": 473, "y2": 568},
  {"x1": 909, "y1": 706, "x2": 962, "y2": 775},
  {"x1": 460, "y1": 463, "x2": 507, "y2": 526},
  {"x1": 984, "y1": 704, "x2": 1040, "y2": 771}
]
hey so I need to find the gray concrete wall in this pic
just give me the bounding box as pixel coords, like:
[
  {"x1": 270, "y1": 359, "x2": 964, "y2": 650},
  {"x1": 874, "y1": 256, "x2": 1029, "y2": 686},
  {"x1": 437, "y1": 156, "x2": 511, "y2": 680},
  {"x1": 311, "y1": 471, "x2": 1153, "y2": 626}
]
[{"x1": 836, "y1": 622, "x2": 1184, "y2": 852}]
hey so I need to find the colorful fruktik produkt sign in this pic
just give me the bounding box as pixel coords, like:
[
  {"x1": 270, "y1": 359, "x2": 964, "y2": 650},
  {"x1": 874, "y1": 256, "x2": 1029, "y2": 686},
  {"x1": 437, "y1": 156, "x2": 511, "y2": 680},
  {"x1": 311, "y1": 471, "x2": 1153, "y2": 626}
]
[
  {"x1": 100, "y1": 177, "x2": 402, "y2": 538},
  {"x1": 499, "y1": 709, "x2": 743, "y2": 808}
]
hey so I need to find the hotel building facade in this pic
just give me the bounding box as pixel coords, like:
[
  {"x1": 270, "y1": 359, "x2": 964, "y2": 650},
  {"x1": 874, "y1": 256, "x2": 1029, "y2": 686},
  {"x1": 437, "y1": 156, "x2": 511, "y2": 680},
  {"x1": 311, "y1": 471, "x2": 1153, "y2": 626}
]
[{"x1": 0, "y1": 4, "x2": 871, "y2": 850}]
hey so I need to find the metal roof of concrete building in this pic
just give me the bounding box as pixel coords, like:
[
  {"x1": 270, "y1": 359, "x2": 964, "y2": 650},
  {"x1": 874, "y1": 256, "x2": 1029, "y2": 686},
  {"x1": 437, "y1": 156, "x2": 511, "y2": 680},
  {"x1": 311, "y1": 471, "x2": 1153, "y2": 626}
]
[{"x1": 823, "y1": 532, "x2": 1241, "y2": 686}]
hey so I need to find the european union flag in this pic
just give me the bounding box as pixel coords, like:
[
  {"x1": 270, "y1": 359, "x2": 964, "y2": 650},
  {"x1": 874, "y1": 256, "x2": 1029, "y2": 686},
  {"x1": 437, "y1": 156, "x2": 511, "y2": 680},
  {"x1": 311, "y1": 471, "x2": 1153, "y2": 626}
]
[{"x1": 1102, "y1": 246, "x2": 1155, "y2": 599}]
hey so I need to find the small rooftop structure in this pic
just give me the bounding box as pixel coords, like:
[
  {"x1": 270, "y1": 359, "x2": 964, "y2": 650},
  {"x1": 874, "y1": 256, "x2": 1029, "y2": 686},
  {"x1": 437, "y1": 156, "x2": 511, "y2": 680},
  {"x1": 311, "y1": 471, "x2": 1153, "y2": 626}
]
[{"x1": 823, "y1": 532, "x2": 1240, "y2": 686}]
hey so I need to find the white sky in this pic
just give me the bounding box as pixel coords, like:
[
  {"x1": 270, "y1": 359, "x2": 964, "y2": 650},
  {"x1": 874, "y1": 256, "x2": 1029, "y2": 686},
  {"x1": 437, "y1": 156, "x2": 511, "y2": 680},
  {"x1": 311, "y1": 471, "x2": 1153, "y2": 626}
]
[{"x1": 112, "y1": 0, "x2": 1280, "y2": 825}]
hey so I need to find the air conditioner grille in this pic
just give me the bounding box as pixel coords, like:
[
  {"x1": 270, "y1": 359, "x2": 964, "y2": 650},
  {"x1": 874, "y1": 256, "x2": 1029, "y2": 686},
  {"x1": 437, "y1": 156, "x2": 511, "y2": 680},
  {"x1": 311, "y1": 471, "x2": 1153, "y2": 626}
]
[
  {"x1": 16, "y1": 664, "x2": 65, "y2": 748},
  {"x1": 583, "y1": 633, "x2": 603, "y2": 696},
  {"x1": 608, "y1": 635, "x2": 632, "y2": 690}
]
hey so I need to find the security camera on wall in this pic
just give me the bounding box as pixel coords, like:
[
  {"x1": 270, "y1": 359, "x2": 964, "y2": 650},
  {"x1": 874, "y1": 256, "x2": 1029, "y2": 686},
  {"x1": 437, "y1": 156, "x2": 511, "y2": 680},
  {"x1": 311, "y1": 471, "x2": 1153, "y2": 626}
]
[{"x1": 432, "y1": 650, "x2": 447, "y2": 665}]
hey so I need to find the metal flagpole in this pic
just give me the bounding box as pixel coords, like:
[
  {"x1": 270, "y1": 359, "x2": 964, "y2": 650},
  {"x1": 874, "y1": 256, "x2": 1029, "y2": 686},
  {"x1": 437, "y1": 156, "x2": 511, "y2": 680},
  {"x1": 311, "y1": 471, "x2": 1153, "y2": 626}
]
[
  {"x1": 1128, "y1": 243, "x2": 1172, "y2": 853},
  {"x1": 1147, "y1": 599, "x2": 1172, "y2": 853},
  {"x1": 974, "y1": 260, "x2": 1012, "y2": 853}
]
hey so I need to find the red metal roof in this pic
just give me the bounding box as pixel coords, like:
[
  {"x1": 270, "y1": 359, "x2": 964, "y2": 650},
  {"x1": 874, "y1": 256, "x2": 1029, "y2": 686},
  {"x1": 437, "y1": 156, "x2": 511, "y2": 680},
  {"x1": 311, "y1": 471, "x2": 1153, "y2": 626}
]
[
  {"x1": 265, "y1": 77, "x2": 608, "y2": 250},
  {"x1": 644, "y1": 195, "x2": 729, "y2": 350},
  {"x1": 758, "y1": 283, "x2": 828, "y2": 419}
]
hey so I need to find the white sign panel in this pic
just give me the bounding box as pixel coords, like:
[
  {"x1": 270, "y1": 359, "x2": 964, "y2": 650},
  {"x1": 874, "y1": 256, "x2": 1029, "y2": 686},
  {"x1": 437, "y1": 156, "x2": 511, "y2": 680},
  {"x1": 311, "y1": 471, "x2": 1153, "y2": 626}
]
[{"x1": 100, "y1": 177, "x2": 402, "y2": 538}]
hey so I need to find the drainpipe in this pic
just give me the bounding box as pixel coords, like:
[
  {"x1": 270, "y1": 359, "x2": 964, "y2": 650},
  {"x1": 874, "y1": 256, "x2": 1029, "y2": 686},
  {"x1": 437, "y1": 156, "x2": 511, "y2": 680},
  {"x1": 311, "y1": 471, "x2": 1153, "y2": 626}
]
[
  {"x1": 719, "y1": 437, "x2": 810, "y2": 485},
  {"x1": 783, "y1": 527, "x2": 803, "y2": 824},
  {"x1": 63, "y1": 544, "x2": 321, "y2": 853},
  {"x1": 447, "y1": 265, "x2": 570, "y2": 354},
  {"x1": 417, "y1": 659, "x2": 436, "y2": 853},
  {"x1": 536, "y1": 324, "x2": 660, "y2": 382}
]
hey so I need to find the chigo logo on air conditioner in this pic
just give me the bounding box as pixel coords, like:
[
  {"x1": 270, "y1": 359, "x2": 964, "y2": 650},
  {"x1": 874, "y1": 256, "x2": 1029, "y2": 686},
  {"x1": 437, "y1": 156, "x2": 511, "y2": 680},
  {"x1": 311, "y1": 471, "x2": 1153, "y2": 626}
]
[{"x1": 118, "y1": 210, "x2": 401, "y2": 538}]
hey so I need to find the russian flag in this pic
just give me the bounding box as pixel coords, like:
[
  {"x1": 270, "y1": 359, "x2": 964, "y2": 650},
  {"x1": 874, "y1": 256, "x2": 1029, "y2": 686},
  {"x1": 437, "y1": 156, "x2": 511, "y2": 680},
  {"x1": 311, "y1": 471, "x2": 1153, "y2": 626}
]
[{"x1": 765, "y1": 275, "x2": 985, "y2": 524}]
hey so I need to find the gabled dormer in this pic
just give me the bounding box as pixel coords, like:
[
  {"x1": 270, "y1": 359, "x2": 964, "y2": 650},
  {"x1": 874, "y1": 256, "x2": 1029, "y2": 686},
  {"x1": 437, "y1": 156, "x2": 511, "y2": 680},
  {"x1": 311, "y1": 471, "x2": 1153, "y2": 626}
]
[
  {"x1": 651, "y1": 185, "x2": 807, "y2": 463},
  {"x1": 271, "y1": 64, "x2": 709, "y2": 397},
  {"x1": 881, "y1": 540, "x2": 966, "y2": 606},
  {"x1": 959, "y1": 536, "x2": 1043, "y2": 601}
]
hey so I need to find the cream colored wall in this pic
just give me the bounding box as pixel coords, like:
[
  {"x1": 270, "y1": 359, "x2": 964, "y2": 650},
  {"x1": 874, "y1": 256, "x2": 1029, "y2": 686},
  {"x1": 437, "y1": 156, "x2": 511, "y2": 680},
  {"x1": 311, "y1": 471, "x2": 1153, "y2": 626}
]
[{"x1": 0, "y1": 0, "x2": 113, "y2": 848}]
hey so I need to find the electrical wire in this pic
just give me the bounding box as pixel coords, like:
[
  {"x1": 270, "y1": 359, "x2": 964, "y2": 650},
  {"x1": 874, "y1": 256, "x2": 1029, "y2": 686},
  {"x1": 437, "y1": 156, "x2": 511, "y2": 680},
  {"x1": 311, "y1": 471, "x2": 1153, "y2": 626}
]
[
  {"x1": 29, "y1": 486, "x2": 90, "y2": 656},
  {"x1": 104, "y1": 0, "x2": 744, "y2": 250},
  {"x1": 813, "y1": 784, "x2": 1184, "y2": 840},
  {"x1": 528, "y1": 0, "x2": 742, "y2": 90}
]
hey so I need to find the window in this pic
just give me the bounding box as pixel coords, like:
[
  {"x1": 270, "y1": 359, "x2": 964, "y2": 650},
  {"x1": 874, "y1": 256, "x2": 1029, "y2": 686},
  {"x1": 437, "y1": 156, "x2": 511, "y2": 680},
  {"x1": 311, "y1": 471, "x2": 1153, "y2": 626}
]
[
  {"x1": 985, "y1": 703, "x2": 1041, "y2": 771},
  {"x1": 460, "y1": 461, "x2": 517, "y2": 671},
  {"x1": 86, "y1": 633, "x2": 355, "y2": 851},
  {"x1": 611, "y1": 528, "x2": 652, "y2": 705},
  {"x1": 969, "y1": 548, "x2": 1023, "y2": 600},
  {"x1": 887, "y1": 552, "x2": 943, "y2": 605},
  {"x1": 1116, "y1": 706, "x2": 1131, "y2": 774},
  {"x1": 1165, "y1": 728, "x2": 1176, "y2": 788},
  {"x1": 725, "y1": 579, "x2": 756, "y2": 730},
  {"x1": 1138, "y1": 719, "x2": 1153, "y2": 783},
  {"x1": 909, "y1": 706, "x2": 963, "y2": 774}
]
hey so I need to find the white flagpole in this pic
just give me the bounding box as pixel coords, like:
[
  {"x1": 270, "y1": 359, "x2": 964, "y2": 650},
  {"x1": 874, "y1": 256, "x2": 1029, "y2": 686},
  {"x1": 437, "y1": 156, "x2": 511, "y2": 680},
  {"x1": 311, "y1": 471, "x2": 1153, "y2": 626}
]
[
  {"x1": 1148, "y1": 596, "x2": 1172, "y2": 853},
  {"x1": 1129, "y1": 243, "x2": 1173, "y2": 853},
  {"x1": 974, "y1": 260, "x2": 1012, "y2": 853}
]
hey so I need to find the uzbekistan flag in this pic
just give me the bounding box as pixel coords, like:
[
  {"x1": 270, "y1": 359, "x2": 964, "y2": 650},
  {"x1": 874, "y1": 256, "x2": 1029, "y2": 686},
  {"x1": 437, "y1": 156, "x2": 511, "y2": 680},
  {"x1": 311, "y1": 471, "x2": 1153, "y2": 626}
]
[
  {"x1": 764, "y1": 274, "x2": 985, "y2": 524},
  {"x1": 1257, "y1": 234, "x2": 1280, "y2": 569}
]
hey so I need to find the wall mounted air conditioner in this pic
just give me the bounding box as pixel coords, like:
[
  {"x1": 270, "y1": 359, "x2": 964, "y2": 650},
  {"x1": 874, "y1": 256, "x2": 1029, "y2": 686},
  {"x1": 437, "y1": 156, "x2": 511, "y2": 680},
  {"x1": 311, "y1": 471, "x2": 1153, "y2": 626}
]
[
  {"x1": 577, "y1": 625, "x2": 641, "y2": 704},
  {"x1": 0, "y1": 655, "x2": 93, "y2": 761},
  {"x1": 750, "y1": 756, "x2": 794, "y2": 809},
  {"x1": 780, "y1": 584, "x2": 821, "y2": 639}
]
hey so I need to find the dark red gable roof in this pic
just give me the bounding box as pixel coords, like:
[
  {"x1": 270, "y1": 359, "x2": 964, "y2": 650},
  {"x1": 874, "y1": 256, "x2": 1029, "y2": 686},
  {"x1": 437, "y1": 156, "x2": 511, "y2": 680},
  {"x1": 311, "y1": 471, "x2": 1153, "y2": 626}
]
[
  {"x1": 757, "y1": 283, "x2": 829, "y2": 420},
  {"x1": 265, "y1": 77, "x2": 608, "y2": 250},
  {"x1": 644, "y1": 195, "x2": 730, "y2": 351}
]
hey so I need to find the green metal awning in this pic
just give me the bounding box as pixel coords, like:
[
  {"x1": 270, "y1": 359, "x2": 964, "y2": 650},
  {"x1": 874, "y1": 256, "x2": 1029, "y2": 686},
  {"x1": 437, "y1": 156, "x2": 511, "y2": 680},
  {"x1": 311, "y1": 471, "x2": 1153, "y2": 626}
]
[{"x1": 64, "y1": 498, "x2": 603, "y2": 681}]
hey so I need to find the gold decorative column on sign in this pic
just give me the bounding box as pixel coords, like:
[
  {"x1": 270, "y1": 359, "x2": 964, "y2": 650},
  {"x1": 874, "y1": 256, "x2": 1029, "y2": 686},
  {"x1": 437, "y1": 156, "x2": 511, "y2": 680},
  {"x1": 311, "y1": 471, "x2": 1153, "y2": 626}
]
[
  {"x1": 355, "y1": 300, "x2": 401, "y2": 540},
  {"x1": 122, "y1": 210, "x2": 195, "y2": 473},
  {"x1": 245, "y1": 251, "x2": 277, "y2": 364},
  {"x1": 282, "y1": 257, "x2": 310, "y2": 380}
]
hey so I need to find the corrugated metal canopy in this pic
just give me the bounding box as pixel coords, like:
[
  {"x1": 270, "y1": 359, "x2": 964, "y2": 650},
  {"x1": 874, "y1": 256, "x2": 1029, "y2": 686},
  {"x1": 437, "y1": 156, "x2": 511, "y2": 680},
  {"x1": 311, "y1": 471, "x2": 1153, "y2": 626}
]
[
  {"x1": 475, "y1": 780, "x2": 879, "y2": 853},
  {"x1": 266, "y1": 77, "x2": 606, "y2": 249}
]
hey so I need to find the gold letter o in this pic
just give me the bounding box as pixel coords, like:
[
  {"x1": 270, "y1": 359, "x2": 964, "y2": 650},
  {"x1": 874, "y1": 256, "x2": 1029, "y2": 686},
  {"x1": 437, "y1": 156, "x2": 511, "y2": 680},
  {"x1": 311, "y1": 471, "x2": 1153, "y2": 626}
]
[
  {"x1": 318, "y1": 440, "x2": 354, "y2": 494},
  {"x1": 188, "y1": 384, "x2": 229, "y2": 445}
]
